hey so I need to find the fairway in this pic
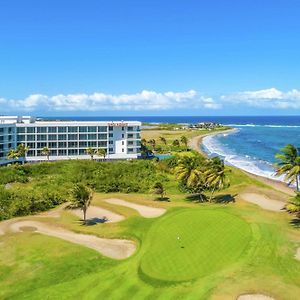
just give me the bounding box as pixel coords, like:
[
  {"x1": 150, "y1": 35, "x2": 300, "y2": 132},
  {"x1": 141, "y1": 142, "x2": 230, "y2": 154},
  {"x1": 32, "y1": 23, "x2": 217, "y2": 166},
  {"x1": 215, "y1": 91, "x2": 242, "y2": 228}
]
[{"x1": 140, "y1": 209, "x2": 252, "y2": 282}]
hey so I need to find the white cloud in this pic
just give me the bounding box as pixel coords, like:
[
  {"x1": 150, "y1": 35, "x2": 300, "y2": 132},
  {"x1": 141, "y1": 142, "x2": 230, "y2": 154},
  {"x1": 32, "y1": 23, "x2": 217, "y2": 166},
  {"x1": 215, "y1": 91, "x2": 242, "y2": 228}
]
[
  {"x1": 0, "y1": 90, "x2": 221, "y2": 113},
  {"x1": 221, "y1": 88, "x2": 300, "y2": 109}
]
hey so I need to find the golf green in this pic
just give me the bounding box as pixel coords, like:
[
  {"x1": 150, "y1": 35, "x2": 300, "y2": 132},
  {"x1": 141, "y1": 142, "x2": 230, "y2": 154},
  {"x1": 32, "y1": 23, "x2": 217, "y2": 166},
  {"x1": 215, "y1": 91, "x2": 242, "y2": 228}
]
[{"x1": 140, "y1": 209, "x2": 252, "y2": 282}]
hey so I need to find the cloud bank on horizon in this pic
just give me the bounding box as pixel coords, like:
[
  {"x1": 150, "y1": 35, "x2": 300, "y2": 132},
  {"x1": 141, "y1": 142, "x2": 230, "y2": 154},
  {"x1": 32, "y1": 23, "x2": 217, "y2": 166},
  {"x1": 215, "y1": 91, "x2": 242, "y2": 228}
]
[{"x1": 1, "y1": 88, "x2": 300, "y2": 114}]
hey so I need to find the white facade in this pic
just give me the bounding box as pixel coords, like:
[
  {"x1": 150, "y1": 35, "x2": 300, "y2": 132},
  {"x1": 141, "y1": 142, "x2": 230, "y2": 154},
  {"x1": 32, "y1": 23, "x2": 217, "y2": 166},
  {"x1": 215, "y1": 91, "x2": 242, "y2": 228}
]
[{"x1": 0, "y1": 116, "x2": 141, "y2": 164}]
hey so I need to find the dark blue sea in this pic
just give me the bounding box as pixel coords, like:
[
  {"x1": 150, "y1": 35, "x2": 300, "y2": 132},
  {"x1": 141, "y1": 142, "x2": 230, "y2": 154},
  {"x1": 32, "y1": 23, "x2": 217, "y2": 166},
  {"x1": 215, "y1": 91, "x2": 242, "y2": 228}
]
[{"x1": 44, "y1": 116, "x2": 300, "y2": 182}]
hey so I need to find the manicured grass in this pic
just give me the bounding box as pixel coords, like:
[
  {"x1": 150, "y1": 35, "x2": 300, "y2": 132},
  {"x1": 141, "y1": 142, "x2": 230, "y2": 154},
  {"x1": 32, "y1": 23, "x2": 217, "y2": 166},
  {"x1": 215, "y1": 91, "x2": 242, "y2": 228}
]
[{"x1": 140, "y1": 209, "x2": 252, "y2": 282}]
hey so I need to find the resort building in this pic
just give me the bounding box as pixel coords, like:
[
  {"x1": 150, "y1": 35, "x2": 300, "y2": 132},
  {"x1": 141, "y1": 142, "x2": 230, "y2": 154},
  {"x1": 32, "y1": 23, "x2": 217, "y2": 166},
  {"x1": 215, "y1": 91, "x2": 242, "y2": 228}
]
[{"x1": 0, "y1": 116, "x2": 141, "y2": 165}]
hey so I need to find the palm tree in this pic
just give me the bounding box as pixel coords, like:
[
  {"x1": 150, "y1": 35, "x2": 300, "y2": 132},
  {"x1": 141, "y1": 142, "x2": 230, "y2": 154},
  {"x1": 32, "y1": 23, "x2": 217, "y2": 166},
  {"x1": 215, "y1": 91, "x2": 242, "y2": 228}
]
[
  {"x1": 286, "y1": 192, "x2": 300, "y2": 214},
  {"x1": 7, "y1": 144, "x2": 29, "y2": 164},
  {"x1": 96, "y1": 148, "x2": 107, "y2": 160},
  {"x1": 153, "y1": 182, "x2": 166, "y2": 200},
  {"x1": 174, "y1": 157, "x2": 204, "y2": 198},
  {"x1": 204, "y1": 157, "x2": 229, "y2": 202},
  {"x1": 72, "y1": 184, "x2": 93, "y2": 224},
  {"x1": 7, "y1": 149, "x2": 17, "y2": 161},
  {"x1": 172, "y1": 139, "x2": 180, "y2": 147},
  {"x1": 85, "y1": 147, "x2": 96, "y2": 160},
  {"x1": 159, "y1": 136, "x2": 167, "y2": 146},
  {"x1": 148, "y1": 139, "x2": 156, "y2": 149},
  {"x1": 274, "y1": 144, "x2": 300, "y2": 191},
  {"x1": 180, "y1": 136, "x2": 188, "y2": 151},
  {"x1": 41, "y1": 147, "x2": 50, "y2": 161}
]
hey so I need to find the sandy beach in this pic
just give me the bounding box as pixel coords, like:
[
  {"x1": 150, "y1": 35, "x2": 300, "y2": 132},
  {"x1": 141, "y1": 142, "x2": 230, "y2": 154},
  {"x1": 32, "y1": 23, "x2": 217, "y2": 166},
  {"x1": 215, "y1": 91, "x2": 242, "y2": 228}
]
[{"x1": 189, "y1": 129, "x2": 295, "y2": 196}]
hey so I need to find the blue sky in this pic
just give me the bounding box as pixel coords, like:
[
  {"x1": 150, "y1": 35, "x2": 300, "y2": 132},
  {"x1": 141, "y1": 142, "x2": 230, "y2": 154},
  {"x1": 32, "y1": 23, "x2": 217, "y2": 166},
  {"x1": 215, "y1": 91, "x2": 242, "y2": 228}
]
[{"x1": 1, "y1": 0, "x2": 300, "y2": 116}]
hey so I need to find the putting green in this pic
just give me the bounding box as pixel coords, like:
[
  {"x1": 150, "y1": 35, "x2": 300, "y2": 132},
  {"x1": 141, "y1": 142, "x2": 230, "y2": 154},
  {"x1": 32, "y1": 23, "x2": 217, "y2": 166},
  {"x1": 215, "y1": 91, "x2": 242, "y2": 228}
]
[{"x1": 140, "y1": 209, "x2": 252, "y2": 282}]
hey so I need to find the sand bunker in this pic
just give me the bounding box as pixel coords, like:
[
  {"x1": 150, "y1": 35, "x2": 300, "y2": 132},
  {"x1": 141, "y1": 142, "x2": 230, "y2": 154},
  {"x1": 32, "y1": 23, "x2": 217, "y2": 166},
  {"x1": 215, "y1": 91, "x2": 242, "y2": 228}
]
[
  {"x1": 237, "y1": 294, "x2": 275, "y2": 300},
  {"x1": 69, "y1": 205, "x2": 125, "y2": 223},
  {"x1": 7, "y1": 220, "x2": 136, "y2": 259},
  {"x1": 105, "y1": 198, "x2": 166, "y2": 218},
  {"x1": 239, "y1": 193, "x2": 285, "y2": 212}
]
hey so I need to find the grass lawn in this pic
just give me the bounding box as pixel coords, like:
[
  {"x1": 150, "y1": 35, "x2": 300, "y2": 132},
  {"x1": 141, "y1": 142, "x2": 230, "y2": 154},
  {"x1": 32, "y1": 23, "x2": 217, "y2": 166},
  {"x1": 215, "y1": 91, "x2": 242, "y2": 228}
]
[{"x1": 1, "y1": 192, "x2": 300, "y2": 300}]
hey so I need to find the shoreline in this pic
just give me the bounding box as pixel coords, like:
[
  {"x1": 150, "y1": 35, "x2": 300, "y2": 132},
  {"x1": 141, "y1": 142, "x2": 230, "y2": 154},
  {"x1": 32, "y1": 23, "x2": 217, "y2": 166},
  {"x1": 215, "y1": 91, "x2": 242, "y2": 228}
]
[{"x1": 189, "y1": 129, "x2": 295, "y2": 196}]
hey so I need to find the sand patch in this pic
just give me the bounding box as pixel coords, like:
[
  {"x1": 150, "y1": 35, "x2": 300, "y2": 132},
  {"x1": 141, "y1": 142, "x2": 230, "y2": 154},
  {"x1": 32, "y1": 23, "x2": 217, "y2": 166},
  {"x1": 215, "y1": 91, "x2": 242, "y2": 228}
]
[
  {"x1": 237, "y1": 294, "x2": 275, "y2": 300},
  {"x1": 7, "y1": 220, "x2": 136, "y2": 259},
  {"x1": 69, "y1": 205, "x2": 125, "y2": 223},
  {"x1": 296, "y1": 247, "x2": 300, "y2": 261},
  {"x1": 105, "y1": 198, "x2": 166, "y2": 218},
  {"x1": 239, "y1": 193, "x2": 285, "y2": 212}
]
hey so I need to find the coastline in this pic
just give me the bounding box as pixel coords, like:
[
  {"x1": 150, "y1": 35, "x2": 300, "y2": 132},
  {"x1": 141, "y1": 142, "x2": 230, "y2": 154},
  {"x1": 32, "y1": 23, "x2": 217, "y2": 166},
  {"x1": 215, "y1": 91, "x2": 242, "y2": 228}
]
[{"x1": 189, "y1": 129, "x2": 295, "y2": 196}]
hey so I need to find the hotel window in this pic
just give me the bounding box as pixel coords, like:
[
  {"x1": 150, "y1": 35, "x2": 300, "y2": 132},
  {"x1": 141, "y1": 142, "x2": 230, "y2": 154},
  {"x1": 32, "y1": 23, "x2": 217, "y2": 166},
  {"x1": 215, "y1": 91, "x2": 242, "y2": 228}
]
[
  {"x1": 98, "y1": 133, "x2": 107, "y2": 140},
  {"x1": 109, "y1": 133, "x2": 113, "y2": 138},
  {"x1": 37, "y1": 134, "x2": 47, "y2": 141},
  {"x1": 49, "y1": 142, "x2": 57, "y2": 148},
  {"x1": 37, "y1": 142, "x2": 47, "y2": 148},
  {"x1": 79, "y1": 149, "x2": 85, "y2": 155},
  {"x1": 122, "y1": 134, "x2": 124, "y2": 138},
  {"x1": 27, "y1": 142, "x2": 36, "y2": 149},
  {"x1": 68, "y1": 141, "x2": 78, "y2": 148},
  {"x1": 98, "y1": 141, "x2": 107, "y2": 147},
  {"x1": 27, "y1": 135, "x2": 36, "y2": 141},
  {"x1": 88, "y1": 141, "x2": 97, "y2": 147},
  {"x1": 128, "y1": 148, "x2": 134, "y2": 153},
  {"x1": 109, "y1": 140, "x2": 113, "y2": 145},
  {"x1": 17, "y1": 135, "x2": 25, "y2": 142},
  {"x1": 79, "y1": 141, "x2": 87, "y2": 148},
  {"x1": 109, "y1": 147, "x2": 114, "y2": 153},
  {"x1": 68, "y1": 149, "x2": 78, "y2": 155},
  {"x1": 79, "y1": 134, "x2": 88, "y2": 140},
  {"x1": 88, "y1": 134, "x2": 97, "y2": 140},
  {"x1": 26, "y1": 127, "x2": 35, "y2": 133},
  {"x1": 48, "y1": 127, "x2": 57, "y2": 133},
  {"x1": 122, "y1": 148, "x2": 124, "y2": 152},
  {"x1": 88, "y1": 126, "x2": 97, "y2": 132},
  {"x1": 68, "y1": 134, "x2": 78, "y2": 141},
  {"x1": 68, "y1": 126, "x2": 78, "y2": 132},
  {"x1": 27, "y1": 150, "x2": 35, "y2": 156},
  {"x1": 128, "y1": 141, "x2": 134, "y2": 145},
  {"x1": 48, "y1": 135, "x2": 57, "y2": 141},
  {"x1": 58, "y1": 127, "x2": 67, "y2": 133},
  {"x1": 122, "y1": 126, "x2": 124, "y2": 130},
  {"x1": 58, "y1": 134, "x2": 67, "y2": 140},
  {"x1": 58, "y1": 142, "x2": 67, "y2": 148},
  {"x1": 127, "y1": 134, "x2": 133, "y2": 138},
  {"x1": 50, "y1": 150, "x2": 57, "y2": 156},
  {"x1": 17, "y1": 127, "x2": 25, "y2": 134},
  {"x1": 108, "y1": 126, "x2": 113, "y2": 131},
  {"x1": 127, "y1": 126, "x2": 134, "y2": 131},
  {"x1": 98, "y1": 126, "x2": 107, "y2": 132},
  {"x1": 122, "y1": 141, "x2": 124, "y2": 145},
  {"x1": 79, "y1": 126, "x2": 88, "y2": 132},
  {"x1": 58, "y1": 149, "x2": 67, "y2": 156},
  {"x1": 37, "y1": 127, "x2": 47, "y2": 133}
]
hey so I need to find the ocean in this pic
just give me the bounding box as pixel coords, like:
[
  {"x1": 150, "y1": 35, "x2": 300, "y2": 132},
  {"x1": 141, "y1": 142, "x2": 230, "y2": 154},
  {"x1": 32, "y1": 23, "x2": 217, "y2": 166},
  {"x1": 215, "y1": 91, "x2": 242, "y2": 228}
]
[{"x1": 44, "y1": 115, "x2": 300, "y2": 182}]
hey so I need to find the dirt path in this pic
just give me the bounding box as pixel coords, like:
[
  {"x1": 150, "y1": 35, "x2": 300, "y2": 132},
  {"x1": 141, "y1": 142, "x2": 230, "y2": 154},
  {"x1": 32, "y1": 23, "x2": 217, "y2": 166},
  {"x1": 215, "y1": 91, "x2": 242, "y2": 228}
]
[
  {"x1": 69, "y1": 205, "x2": 125, "y2": 223},
  {"x1": 2, "y1": 220, "x2": 136, "y2": 259},
  {"x1": 239, "y1": 193, "x2": 285, "y2": 212},
  {"x1": 105, "y1": 198, "x2": 166, "y2": 218},
  {"x1": 237, "y1": 295, "x2": 275, "y2": 300}
]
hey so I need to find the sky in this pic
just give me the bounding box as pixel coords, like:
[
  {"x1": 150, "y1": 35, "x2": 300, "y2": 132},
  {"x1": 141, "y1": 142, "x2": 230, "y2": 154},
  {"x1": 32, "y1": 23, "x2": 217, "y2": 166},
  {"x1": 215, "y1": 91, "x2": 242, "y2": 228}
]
[{"x1": 1, "y1": 0, "x2": 300, "y2": 116}]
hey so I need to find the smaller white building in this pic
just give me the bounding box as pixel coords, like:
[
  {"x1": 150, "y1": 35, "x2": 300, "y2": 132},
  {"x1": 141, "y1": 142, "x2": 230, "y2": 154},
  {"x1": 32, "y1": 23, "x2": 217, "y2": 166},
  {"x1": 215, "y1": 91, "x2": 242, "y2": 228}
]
[{"x1": 0, "y1": 116, "x2": 141, "y2": 164}]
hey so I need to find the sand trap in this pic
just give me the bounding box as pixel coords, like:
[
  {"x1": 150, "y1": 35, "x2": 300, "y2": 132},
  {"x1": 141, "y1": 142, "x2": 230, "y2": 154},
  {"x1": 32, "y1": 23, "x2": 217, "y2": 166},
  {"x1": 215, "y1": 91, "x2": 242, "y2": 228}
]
[
  {"x1": 237, "y1": 294, "x2": 275, "y2": 300},
  {"x1": 7, "y1": 220, "x2": 136, "y2": 259},
  {"x1": 69, "y1": 205, "x2": 125, "y2": 223},
  {"x1": 239, "y1": 193, "x2": 285, "y2": 212},
  {"x1": 295, "y1": 247, "x2": 300, "y2": 261},
  {"x1": 105, "y1": 198, "x2": 166, "y2": 218}
]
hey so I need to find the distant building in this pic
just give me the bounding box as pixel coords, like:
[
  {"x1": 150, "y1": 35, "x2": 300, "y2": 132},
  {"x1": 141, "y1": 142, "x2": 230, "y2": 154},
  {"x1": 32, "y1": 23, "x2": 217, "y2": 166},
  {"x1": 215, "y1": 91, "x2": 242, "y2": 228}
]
[{"x1": 0, "y1": 116, "x2": 141, "y2": 165}]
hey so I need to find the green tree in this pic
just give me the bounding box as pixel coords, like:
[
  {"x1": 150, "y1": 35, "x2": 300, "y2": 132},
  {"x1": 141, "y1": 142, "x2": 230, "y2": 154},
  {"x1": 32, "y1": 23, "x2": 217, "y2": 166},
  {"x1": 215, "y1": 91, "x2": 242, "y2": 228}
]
[
  {"x1": 153, "y1": 182, "x2": 166, "y2": 200},
  {"x1": 72, "y1": 184, "x2": 93, "y2": 224},
  {"x1": 172, "y1": 139, "x2": 180, "y2": 147},
  {"x1": 7, "y1": 144, "x2": 29, "y2": 164},
  {"x1": 148, "y1": 139, "x2": 156, "y2": 149},
  {"x1": 85, "y1": 147, "x2": 96, "y2": 160},
  {"x1": 159, "y1": 136, "x2": 167, "y2": 146},
  {"x1": 204, "y1": 157, "x2": 229, "y2": 202},
  {"x1": 180, "y1": 136, "x2": 188, "y2": 150},
  {"x1": 286, "y1": 192, "x2": 300, "y2": 214},
  {"x1": 41, "y1": 147, "x2": 50, "y2": 161},
  {"x1": 96, "y1": 148, "x2": 107, "y2": 160},
  {"x1": 275, "y1": 144, "x2": 300, "y2": 191}
]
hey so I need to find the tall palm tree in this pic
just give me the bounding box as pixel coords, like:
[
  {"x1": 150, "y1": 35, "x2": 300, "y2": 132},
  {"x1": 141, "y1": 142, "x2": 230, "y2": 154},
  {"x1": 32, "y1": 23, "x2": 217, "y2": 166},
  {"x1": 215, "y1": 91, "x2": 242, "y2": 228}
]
[
  {"x1": 7, "y1": 149, "x2": 17, "y2": 161},
  {"x1": 159, "y1": 136, "x2": 167, "y2": 146},
  {"x1": 180, "y1": 136, "x2": 188, "y2": 150},
  {"x1": 204, "y1": 157, "x2": 229, "y2": 202},
  {"x1": 96, "y1": 148, "x2": 107, "y2": 160},
  {"x1": 85, "y1": 147, "x2": 96, "y2": 160},
  {"x1": 148, "y1": 139, "x2": 156, "y2": 149},
  {"x1": 275, "y1": 144, "x2": 300, "y2": 191},
  {"x1": 174, "y1": 157, "x2": 203, "y2": 189},
  {"x1": 41, "y1": 147, "x2": 50, "y2": 161},
  {"x1": 72, "y1": 184, "x2": 93, "y2": 224},
  {"x1": 8, "y1": 144, "x2": 29, "y2": 164}
]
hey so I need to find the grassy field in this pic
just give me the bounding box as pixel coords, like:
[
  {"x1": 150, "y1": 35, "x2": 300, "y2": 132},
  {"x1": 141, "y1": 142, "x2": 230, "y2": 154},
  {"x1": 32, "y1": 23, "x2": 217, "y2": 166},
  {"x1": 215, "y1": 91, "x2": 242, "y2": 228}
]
[{"x1": 1, "y1": 189, "x2": 300, "y2": 300}]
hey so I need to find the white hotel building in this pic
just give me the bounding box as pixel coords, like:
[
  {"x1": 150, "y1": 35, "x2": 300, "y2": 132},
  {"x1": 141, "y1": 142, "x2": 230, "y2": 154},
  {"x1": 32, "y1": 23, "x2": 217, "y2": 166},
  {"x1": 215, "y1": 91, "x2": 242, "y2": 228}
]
[{"x1": 0, "y1": 116, "x2": 141, "y2": 165}]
